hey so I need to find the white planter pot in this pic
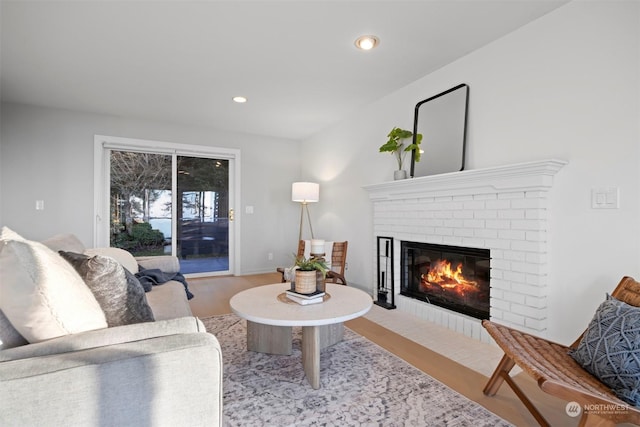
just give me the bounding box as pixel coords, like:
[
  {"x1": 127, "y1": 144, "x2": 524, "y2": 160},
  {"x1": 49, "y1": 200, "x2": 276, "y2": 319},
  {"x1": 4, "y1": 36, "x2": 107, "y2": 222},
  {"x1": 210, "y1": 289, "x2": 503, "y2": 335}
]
[{"x1": 394, "y1": 170, "x2": 407, "y2": 180}]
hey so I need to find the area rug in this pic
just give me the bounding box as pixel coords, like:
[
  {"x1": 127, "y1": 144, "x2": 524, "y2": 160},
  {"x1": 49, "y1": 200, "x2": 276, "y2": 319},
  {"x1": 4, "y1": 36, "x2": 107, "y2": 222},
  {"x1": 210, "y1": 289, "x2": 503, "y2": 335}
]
[{"x1": 202, "y1": 314, "x2": 512, "y2": 427}]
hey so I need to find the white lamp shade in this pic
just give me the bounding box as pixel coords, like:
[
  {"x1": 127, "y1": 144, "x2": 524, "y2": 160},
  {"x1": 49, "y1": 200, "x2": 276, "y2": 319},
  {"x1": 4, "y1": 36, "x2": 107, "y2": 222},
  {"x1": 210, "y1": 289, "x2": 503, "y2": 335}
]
[{"x1": 292, "y1": 182, "x2": 319, "y2": 203}]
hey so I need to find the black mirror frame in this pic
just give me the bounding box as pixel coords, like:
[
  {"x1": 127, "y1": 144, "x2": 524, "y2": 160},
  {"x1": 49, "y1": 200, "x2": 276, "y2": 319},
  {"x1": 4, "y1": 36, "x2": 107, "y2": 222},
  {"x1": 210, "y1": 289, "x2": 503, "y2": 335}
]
[{"x1": 410, "y1": 83, "x2": 469, "y2": 178}]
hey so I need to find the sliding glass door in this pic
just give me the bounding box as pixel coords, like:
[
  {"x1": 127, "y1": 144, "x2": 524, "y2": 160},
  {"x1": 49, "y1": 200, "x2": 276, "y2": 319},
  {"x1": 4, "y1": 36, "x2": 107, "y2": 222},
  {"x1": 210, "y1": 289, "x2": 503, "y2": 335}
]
[
  {"x1": 176, "y1": 156, "x2": 229, "y2": 274},
  {"x1": 96, "y1": 136, "x2": 239, "y2": 276}
]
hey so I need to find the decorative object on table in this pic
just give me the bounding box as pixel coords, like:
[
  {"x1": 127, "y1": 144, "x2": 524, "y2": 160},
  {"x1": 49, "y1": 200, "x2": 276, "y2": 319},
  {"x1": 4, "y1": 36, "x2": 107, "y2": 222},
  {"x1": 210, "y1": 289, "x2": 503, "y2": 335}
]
[
  {"x1": 310, "y1": 239, "x2": 325, "y2": 256},
  {"x1": 309, "y1": 239, "x2": 327, "y2": 292},
  {"x1": 283, "y1": 289, "x2": 326, "y2": 305},
  {"x1": 276, "y1": 240, "x2": 349, "y2": 286},
  {"x1": 293, "y1": 255, "x2": 328, "y2": 294},
  {"x1": 379, "y1": 127, "x2": 422, "y2": 180},
  {"x1": 277, "y1": 291, "x2": 330, "y2": 305},
  {"x1": 375, "y1": 236, "x2": 396, "y2": 309},
  {"x1": 291, "y1": 182, "x2": 319, "y2": 242},
  {"x1": 286, "y1": 289, "x2": 325, "y2": 299},
  {"x1": 410, "y1": 83, "x2": 469, "y2": 178}
]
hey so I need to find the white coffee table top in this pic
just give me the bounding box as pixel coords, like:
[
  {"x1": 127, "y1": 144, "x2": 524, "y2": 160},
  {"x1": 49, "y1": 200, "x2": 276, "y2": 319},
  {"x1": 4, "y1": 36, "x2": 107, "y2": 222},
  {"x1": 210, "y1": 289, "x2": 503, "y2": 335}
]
[{"x1": 230, "y1": 283, "x2": 373, "y2": 327}]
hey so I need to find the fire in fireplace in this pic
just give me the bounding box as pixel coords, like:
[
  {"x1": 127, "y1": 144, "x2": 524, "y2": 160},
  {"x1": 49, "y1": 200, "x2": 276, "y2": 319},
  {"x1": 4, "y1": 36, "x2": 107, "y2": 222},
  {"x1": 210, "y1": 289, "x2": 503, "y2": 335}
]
[{"x1": 401, "y1": 241, "x2": 490, "y2": 319}]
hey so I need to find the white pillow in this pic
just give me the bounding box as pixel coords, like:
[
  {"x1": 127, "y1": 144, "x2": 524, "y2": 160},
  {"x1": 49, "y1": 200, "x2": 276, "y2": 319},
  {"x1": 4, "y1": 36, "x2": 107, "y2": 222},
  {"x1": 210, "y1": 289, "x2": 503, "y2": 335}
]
[{"x1": 0, "y1": 227, "x2": 107, "y2": 343}]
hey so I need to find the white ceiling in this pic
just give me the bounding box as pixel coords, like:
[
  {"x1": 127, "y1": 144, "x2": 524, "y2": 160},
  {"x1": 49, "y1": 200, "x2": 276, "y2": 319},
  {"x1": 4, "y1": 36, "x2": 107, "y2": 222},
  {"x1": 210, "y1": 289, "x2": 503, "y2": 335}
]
[{"x1": 1, "y1": 0, "x2": 568, "y2": 140}]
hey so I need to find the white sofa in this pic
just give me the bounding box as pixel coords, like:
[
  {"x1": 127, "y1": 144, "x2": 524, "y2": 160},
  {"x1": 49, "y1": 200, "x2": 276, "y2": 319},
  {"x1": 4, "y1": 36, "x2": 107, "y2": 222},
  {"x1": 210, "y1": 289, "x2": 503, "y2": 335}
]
[{"x1": 0, "y1": 231, "x2": 223, "y2": 426}]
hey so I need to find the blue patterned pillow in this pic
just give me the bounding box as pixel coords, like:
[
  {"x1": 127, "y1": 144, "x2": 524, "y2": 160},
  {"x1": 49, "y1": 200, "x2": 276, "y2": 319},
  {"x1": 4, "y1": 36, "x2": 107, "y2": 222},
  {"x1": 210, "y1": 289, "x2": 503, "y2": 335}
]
[{"x1": 570, "y1": 295, "x2": 640, "y2": 406}]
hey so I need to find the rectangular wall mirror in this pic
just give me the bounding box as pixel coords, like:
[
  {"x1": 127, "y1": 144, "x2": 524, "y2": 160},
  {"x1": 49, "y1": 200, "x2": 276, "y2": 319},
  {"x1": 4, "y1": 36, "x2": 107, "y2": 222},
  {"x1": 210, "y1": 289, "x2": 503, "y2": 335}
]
[{"x1": 410, "y1": 84, "x2": 469, "y2": 177}]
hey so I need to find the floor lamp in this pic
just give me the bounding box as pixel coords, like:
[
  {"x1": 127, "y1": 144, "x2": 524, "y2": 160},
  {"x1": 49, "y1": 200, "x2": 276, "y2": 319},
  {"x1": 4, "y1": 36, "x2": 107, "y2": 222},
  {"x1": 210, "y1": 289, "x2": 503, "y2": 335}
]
[{"x1": 292, "y1": 182, "x2": 319, "y2": 242}]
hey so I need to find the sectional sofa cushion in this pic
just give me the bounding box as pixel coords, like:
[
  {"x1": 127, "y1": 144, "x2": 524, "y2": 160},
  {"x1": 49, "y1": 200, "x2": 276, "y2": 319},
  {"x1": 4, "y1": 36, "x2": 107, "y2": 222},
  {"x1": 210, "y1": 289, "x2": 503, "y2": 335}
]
[
  {"x1": 136, "y1": 255, "x2": 180, "y2": 274},
  {"x1": 42, "y1": 233, "x2": 86, "y2": 254},
  {"x1": 0, "y1": 227, "x2": 107, "y2": 343},
  {"x1": 59, "y1": 251, "x2": 155, "y2": 327},
  {"x1": 85, "y1": 246, "x2": 140, "y2": 274}
]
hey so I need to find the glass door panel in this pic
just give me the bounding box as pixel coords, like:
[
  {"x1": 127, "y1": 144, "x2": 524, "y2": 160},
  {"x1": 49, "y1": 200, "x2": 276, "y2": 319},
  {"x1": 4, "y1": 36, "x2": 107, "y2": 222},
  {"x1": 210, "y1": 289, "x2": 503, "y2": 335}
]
[
  {"x1": 110, "y1": 151, "x2": 172, "y2": 256},
  {"x1": 176, "y1": 156, "x2": 229, "y2": 274}
]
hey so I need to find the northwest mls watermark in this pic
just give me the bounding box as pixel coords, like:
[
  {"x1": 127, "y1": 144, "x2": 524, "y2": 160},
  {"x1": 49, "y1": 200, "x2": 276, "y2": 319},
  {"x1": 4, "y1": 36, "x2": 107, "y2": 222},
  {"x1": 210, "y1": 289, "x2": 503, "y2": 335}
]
[{"x1": 566, "y1": 401, "x2": 630, "y2": 418}]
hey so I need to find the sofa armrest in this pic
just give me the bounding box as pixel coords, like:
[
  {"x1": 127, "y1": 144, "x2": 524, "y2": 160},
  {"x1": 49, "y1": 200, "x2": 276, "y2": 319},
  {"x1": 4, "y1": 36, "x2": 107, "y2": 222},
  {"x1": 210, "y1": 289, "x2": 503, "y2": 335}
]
[
  {"x1": 0, "y1": 317, "x2": 205, "y2": 362},
  {"x1": 0, "y1": 332, "x2": 223, "y2": 426},
  {"x1": 136, "y1": 255, "x2": 180, "y2": 273}
]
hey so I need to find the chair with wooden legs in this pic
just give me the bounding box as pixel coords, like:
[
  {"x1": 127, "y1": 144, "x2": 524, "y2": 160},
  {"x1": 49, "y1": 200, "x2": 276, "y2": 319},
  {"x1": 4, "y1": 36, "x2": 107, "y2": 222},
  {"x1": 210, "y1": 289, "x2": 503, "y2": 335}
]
[
  {"x1": 277, "y1": 240, "x2": 348, "y2": 285},
  {"x1": 482, "y1": 276, "x2": 640, "y2": 427}
]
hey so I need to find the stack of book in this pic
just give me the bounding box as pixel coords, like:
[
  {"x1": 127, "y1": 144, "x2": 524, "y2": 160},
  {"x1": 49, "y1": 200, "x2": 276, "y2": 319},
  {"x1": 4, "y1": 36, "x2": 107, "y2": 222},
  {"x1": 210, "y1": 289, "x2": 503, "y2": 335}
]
[{"x1": 285, "y1": 289, "x2": 325, "y2": 305}]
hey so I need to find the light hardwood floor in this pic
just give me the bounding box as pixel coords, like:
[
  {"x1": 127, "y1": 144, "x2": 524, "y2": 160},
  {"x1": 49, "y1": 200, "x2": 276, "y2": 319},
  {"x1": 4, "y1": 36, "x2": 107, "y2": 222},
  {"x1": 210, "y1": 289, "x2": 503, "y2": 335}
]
[{"x1": 188, "y1": 273, "x2": 577, "y2": 427}]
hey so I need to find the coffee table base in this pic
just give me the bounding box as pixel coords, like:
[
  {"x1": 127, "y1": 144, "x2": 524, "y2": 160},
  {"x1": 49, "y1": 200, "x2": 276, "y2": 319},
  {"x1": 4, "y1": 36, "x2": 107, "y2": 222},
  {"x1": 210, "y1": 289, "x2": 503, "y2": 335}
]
[
  {"x1": 246, "y1": 321, "x2": 344, "y2": 389},
  {"x1": 247, "y1": 322, "x2": 292, "y2": 355}
]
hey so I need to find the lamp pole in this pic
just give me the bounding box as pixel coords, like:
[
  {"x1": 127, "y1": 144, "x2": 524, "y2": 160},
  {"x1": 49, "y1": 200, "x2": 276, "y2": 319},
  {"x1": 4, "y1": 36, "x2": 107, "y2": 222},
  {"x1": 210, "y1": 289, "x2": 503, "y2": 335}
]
[
  {"x1": 292, "y1": 182, "x2": 319, "y2": 243},
  {"x1": 298, "y1": 201, "x2": 315, "y2": 242}
]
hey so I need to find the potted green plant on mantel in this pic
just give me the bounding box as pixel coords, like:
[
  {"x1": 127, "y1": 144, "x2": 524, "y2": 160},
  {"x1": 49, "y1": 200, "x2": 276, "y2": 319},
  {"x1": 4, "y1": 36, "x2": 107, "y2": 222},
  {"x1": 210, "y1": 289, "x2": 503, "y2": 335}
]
[
  {"x1": 378, "y1": 127, "x2": 423, "y2": 180},
  {"x1": 294, "y1": 255, "x2": 328, "y2": 294}
]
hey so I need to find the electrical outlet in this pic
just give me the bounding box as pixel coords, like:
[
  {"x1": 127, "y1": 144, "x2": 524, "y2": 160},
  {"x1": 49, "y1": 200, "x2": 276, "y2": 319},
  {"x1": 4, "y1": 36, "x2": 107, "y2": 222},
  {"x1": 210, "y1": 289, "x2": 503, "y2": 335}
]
[
  {"x1": 35, "y1": 200, "x2": 44, "y2": 210},
  {"x1": 268, "y1": 252, "x2": 273, "y2": 261}
]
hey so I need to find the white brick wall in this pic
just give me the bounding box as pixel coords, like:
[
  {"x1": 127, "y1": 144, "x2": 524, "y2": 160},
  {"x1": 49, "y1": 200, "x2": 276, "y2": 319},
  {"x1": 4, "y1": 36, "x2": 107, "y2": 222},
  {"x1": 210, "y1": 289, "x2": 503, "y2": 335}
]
[{"x1": 364, "y1": 160, "x2": 567, "y2": 342}]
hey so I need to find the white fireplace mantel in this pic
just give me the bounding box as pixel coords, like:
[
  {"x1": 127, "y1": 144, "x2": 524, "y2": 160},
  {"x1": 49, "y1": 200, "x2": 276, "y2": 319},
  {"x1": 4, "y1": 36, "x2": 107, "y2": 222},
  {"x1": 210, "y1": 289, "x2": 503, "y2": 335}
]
[
  {"x1": 363, "y1": 158, "x2": 568, "y2": 342},
  {"x1": 363, "y1": 159, "x2": 568, "y2": 200}
]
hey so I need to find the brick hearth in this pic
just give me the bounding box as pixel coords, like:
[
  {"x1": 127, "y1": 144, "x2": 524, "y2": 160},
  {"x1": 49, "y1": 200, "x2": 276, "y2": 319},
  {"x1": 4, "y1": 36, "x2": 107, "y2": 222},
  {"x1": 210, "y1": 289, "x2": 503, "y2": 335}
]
[{"x1": 364, "y1": 159, "x2": 567, "y2": 343}]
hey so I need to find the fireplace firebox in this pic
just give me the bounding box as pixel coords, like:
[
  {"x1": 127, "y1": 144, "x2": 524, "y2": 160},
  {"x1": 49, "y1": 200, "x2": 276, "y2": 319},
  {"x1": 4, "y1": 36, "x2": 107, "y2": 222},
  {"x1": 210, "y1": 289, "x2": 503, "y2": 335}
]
[{"x1": 401, "y1": 241, "x2": 490, "y2": 320}]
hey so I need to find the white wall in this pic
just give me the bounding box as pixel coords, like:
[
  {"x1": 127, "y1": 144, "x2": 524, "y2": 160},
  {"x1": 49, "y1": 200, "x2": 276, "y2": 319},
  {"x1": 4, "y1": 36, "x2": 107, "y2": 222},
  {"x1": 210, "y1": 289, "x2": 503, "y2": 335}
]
[
  {"x1": 302, "y1": 0, "x2": 640, "y2": 343},
  {"x1": 0, "y1": 103, "x2": 302, "y2": 275},
  {"x1": 0, "y1": 0, "x2": 3, "y2": 227}
]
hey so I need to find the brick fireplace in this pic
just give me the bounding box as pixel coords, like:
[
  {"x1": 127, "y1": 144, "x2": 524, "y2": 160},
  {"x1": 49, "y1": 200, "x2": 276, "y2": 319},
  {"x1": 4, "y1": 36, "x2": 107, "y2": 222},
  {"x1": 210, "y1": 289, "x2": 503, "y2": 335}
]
[{"x1": 364, "y1": 159, "x2": 567, "y2": 343}]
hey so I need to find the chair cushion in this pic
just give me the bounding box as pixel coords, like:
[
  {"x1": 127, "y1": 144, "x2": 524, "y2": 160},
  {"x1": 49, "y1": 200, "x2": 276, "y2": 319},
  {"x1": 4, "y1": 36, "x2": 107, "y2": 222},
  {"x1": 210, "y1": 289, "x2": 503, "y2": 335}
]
[
  {"x1": 0, "y1": 227, "x2": 107, "y2": 343},
  {"x1": 570, "y1": 294, "x2": 640, "y2": 406},
  {"x1": 59, "y1": 251, "x2": 155, "y2": 327}
]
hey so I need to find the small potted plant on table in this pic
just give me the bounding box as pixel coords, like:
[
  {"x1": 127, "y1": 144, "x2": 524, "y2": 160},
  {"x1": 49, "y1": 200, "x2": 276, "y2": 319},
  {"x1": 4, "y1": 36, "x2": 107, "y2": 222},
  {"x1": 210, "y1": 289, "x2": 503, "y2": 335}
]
[{"x1": 294, "y1": 256, "x2": 328, "y2": 294}]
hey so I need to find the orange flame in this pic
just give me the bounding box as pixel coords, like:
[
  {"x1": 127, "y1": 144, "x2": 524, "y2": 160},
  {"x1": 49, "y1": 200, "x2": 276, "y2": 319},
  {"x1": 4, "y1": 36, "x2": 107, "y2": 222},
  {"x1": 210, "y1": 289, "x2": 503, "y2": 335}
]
[{"x1": 421, "y1": 260, "x2": 479, "y2": 298}]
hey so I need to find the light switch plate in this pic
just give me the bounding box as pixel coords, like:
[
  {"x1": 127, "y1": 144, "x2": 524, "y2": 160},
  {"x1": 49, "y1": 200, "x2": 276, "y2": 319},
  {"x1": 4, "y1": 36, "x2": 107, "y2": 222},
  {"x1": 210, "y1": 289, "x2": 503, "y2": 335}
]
[{"x1": 591, "y1": 187, "x2": 619, "y2": 209}]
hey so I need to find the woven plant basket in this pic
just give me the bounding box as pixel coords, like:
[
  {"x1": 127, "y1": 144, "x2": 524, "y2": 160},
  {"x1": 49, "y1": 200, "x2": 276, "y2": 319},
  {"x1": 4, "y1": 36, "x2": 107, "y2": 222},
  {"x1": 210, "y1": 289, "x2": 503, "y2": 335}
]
[{"x1": 295, "y1": 270, "x2": 317, "y2": 294}]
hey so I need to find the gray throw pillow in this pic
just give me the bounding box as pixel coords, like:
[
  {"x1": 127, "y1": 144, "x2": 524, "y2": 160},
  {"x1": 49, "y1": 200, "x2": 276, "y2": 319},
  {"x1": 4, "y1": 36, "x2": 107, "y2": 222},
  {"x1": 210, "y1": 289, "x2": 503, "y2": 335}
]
[
  {"x1": 570, "y1": 294, "x2": 640, "y2": 406},
  {"x1": 59, "y1": 251, "x2": 154, "y2": 327}
]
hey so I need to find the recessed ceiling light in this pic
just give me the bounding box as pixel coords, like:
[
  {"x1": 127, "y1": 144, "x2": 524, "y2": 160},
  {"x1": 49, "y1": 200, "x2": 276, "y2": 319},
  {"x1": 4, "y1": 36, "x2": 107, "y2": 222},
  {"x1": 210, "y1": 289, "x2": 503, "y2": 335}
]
[
  {"x1": 232, "y1": 96, "x2": 247, "y2": 103},
  {"x1": 354, "y1": 35, "x2": 379, "y2": 51}
]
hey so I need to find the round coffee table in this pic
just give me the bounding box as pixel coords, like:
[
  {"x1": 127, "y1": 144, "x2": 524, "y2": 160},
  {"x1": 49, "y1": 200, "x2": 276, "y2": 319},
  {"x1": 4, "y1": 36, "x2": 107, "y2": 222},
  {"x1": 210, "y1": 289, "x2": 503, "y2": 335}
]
[{"x1": 230, "y1": 283, "x2": 372, "y2": 389}]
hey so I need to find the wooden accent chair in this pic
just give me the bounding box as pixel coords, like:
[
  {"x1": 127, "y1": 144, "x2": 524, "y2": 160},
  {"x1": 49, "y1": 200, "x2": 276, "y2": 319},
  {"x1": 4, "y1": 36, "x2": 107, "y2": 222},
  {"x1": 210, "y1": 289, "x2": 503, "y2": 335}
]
[
  {"x1": 277, "y1": 240, "x2": 348, "y2": 285},
  {"x1": 482, "y1": 276, "x2": 640, "y2": 427}
]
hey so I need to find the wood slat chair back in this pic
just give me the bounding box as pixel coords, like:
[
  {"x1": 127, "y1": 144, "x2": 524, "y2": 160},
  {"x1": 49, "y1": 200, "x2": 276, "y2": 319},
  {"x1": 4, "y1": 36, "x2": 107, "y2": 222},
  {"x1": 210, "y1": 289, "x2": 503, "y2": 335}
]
[{"x1": 483, "y1": 276, "x2": 640, "y2": 427}]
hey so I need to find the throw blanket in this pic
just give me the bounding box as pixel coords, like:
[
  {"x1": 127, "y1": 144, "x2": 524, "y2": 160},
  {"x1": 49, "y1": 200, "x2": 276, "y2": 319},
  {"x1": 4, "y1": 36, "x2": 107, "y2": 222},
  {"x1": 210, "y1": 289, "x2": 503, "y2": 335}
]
[{"x1": 135, "y1": 267, "x2": 194, "y2": 300}]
